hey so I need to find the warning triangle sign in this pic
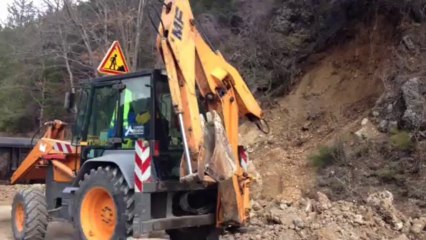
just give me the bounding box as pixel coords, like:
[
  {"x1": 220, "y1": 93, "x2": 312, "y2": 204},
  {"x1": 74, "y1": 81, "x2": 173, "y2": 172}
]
[{"x1": 97, "y1": 41, "x2": 129, "y2": 75}]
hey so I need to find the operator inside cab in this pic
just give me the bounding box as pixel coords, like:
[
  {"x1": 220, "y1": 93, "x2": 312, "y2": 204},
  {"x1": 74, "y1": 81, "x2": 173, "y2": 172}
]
[{"x1": 108, "y1": 85, "x2": 152, "y2": 148}]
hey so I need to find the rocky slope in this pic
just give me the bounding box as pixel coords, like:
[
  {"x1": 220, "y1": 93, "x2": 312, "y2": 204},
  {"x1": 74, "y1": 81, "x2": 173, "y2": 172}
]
[{"x1": 232, "y1": 2, "x2": 426, "y2": 239}]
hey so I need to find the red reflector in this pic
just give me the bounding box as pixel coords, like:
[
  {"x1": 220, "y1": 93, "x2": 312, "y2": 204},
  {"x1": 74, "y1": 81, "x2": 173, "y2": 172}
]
[{"x1": 154, "y1": 141, "x2": 160, "y2": 156}]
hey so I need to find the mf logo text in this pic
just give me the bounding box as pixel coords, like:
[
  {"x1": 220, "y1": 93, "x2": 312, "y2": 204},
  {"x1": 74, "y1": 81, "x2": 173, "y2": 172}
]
[{"x1": 173, "y1": 7, "x2": 184, "y2": 40}]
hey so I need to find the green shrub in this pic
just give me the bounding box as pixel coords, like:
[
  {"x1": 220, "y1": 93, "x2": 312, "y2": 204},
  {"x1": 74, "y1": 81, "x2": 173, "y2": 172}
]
[
  {"x1": 390, "y1": 130, "x2": 413, "y2": 151},
  {"x1": 376, "y1": 167, "x2": 397, "y2": 183},
  {"x1": 327, "y1": 178, "x2": 347, "y2": 194},
  {"x1": 376, "y1": 167, "x2": 406, "y2": 185},
  {"x1": 308, "y1": 143, "x2": 345, "y2": 169}
]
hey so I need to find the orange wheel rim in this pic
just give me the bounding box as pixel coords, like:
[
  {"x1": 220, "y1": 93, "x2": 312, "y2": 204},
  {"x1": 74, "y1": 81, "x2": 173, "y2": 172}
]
[
  {"x1": 80, "y1": 188, "x2": 116, "y2": 240},
  {"x1": 15, "y1": 203, "x2": 25, "y2": 232}
]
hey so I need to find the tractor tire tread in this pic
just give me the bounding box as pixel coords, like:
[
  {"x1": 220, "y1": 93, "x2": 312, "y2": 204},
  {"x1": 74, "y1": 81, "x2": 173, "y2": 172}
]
[
  {"x1": 12, "y1": 188, "x2": 48, "y2": 240},
  {"x1": 75, "y1": 166, "x2": 134, "y2": 239}
]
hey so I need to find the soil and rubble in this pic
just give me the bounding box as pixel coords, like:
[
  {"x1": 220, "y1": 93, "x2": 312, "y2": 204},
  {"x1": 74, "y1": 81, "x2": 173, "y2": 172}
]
[{"x1": 222, "y1": 191, "x2": 425, "y2": 240}]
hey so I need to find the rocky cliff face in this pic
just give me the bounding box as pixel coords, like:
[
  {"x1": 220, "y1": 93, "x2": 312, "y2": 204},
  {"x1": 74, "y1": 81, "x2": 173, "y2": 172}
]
[
  {"x1": 222, "y1": 0, "x2": 364, "y2": 93},
  {"x1": 200, "y1": 0, "x2": 426, "y2": 95},
  {"x1": 239, "y1": 0, "x2": 364, "y2": 92}
]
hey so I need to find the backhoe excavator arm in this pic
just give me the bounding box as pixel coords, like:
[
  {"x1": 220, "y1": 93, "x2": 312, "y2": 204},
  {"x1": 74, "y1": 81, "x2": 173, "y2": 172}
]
[{"x1": 157, "y1": 0, "x2": 265, "y2": 226}]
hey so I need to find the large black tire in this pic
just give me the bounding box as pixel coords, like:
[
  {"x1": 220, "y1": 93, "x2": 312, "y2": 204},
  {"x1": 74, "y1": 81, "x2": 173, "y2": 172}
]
[
  {"x1": 167, "y1": 226, "x2": 219, "y2": 240},
  {"x1": 73, "y1": 166, "x2": 134, "y2": 240},
  {"x1": 11, "y1": 188, "x2": 48, "y2": 240}
]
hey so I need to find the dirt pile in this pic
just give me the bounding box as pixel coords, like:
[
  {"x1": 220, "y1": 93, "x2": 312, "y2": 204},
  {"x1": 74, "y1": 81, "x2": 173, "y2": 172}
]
[
  {"x1": 310, "y1": 15, "x2": 426, "y2": 216},
  {"x1": 0, "y1": 184, "x2": 38, "y2": 205},
  {"x1": 222, "y1": 191, "x2": 425, "y2": 240},
  {"x1": 235, "y1": 5, "x2": 426, "y2": 239},
  {"x1": 238, "y1": 15, "x2": 392, "y2": 202}
]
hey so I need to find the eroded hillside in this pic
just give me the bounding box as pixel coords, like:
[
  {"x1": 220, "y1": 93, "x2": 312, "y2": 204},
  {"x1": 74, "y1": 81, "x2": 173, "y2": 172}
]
[{"x1": 234, "y1": 5, "x2": 426, "y2": 240}]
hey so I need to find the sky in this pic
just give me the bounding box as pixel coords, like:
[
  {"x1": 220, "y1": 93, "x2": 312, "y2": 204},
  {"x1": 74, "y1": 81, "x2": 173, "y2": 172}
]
[{"x1": 0, "y1": 0, "x2": 46, "y2": 24}]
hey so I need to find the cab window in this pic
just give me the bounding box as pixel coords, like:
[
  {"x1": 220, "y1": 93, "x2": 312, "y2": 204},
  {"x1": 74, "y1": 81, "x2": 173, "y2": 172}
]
[
  {"x1": 155, "y1": 80, "x2": 182, "y2": 151},
  {"x1": 87, "y1": 85, "x2": 119, "y2": 146},
  {"x1": 80, "y1": 75, "x2": 152, "y2": 149},
  {"x1": 120, "y1": 76, "x2": 152, "y2": 148}
]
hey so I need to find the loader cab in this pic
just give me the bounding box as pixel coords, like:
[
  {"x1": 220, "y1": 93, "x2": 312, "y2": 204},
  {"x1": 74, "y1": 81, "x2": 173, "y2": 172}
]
[{"x1": 72, "y1": 70, "x2": 183, "y2": 180}]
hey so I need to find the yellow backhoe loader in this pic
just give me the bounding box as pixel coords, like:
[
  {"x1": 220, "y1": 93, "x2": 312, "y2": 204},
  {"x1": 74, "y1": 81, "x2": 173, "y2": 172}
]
[{"x1": 9, "y1": 1, "x2": 267, "y2": 239}]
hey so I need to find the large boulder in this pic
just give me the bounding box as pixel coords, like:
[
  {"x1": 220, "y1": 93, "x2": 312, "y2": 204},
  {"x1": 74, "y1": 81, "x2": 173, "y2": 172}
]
[
  {"x1": 366, "y1": 191, "x2": 406, "y2": 230},
  {"x1": 401, "y1": 78, "x2": 426, "y2": 129},
  {"x1": 355, "y1": 118, "x2": 382, "y2": 140},
  {"x1": 315, "y1": 192, "x2": 332, "y2": 212}
]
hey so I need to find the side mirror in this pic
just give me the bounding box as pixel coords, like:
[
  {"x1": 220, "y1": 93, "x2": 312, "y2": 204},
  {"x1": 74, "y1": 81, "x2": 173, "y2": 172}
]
[{"x1": 64, "y1": 91, "x2": 75, "y2": 111}]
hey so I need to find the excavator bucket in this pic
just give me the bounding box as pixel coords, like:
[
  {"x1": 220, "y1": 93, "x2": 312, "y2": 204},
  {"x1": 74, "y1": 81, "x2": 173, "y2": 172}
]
[
  {"x1": 203, "y1": 111, "x2": 236, "y2": 182},
  {"x1": 181, "y1": 111, "x2": 237, "y2": 182},
  {"x1": 180, "y1": 111, "x2": 236, "y2": 183}
]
